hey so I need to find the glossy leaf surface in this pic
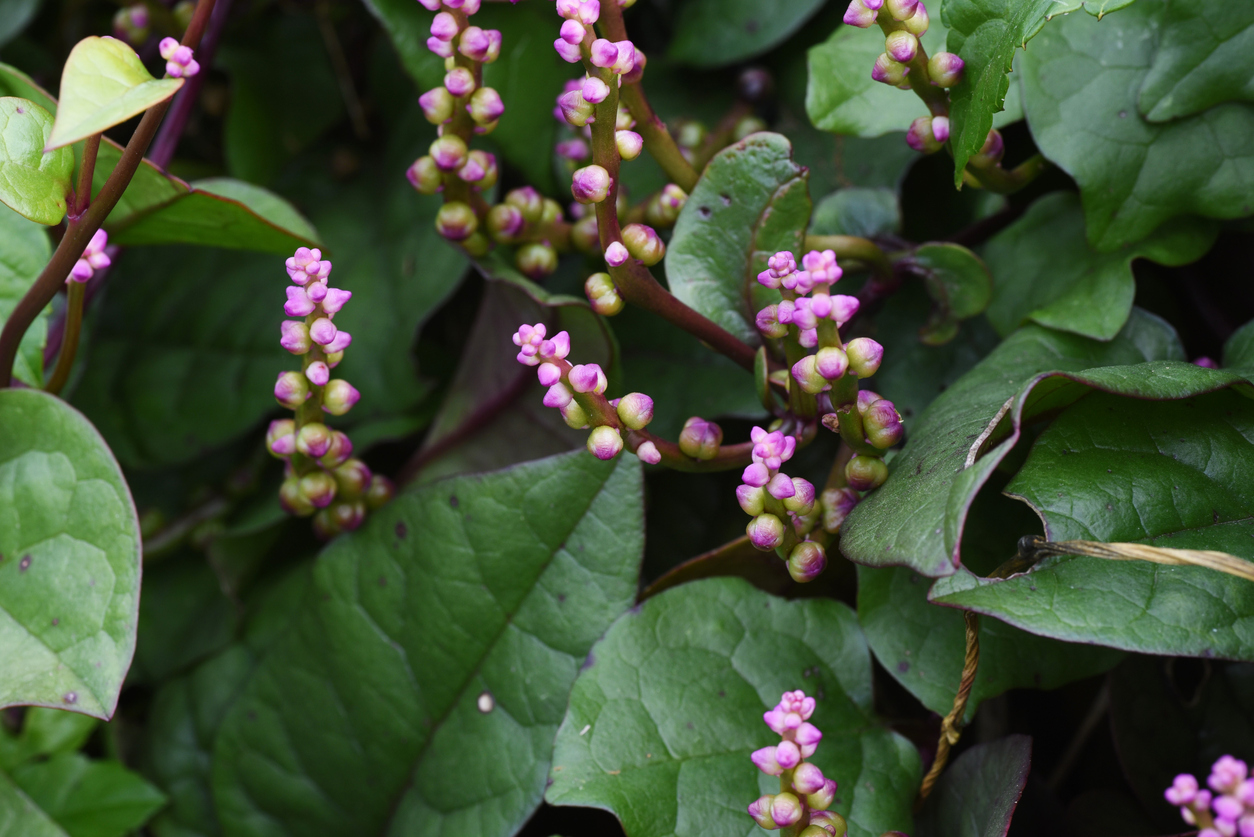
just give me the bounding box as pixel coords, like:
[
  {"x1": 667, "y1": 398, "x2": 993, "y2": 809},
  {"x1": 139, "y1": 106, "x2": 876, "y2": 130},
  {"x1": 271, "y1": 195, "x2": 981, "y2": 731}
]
[
  {"x1": 1138, "y1": 0, "x2": 1254, "y2": 122},
  {"x1": 0, "y1": 203, "x2": 51, "y2": 386},
  {"x1": 0, "y1": 389, "x2": 140, "y2": 719},
  {"x1": 0, "y1": 97, "x2": 73, "y2": 224},
  {"x1": 670, "y1": 0, "x2": 826, "y2": 68},
  {"x1": 546, "y1": 577, "x2": 921, "y2": 837},
  {"x1": 666, "y1": 132, "x2": 810, "y2": 346},
  {"x1": 916, "y1": 735, "x2": 1031, "y2": 837},
  {"x1": 211, "y1": 451, "x2": 645, "y2": 837}
]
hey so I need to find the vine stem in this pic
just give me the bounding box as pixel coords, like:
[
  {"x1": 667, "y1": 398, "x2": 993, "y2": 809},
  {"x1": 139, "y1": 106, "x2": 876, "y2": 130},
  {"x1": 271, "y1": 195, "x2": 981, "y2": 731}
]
[
  {"x1": 0, "y1": 0, "x2": 219, "y2": 388},
  {"x1": 802, "y1": 234, "x2": 892, "y2": 277},
  {"x1": 916, "y1": 610, "x2": 980, "y2": 807}
]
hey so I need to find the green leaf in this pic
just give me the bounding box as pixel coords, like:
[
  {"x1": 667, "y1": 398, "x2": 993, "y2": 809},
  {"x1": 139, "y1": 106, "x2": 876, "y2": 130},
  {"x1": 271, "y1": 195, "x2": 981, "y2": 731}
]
[
  {"x1": 546, "y1": 576, "x2": 921, "y2": 837},
  {"x1": 905, "y1": 242, "x2": 992, "y2": 343},
  {"x1": 984, "y1": 192, "x2": 1217, "y2": 340},
  {"x1": 806, "y1": 21, "x2": 947, "y2": 138},
  {"x1": 1226, "y1": 317, "x2": 1254, "y2": 376},
  {"x1": 941, "y1": 0, "x2": 1135, "y2": 186},
  {"x1": 1137, "y1": 1, "x2": 1254, "y2": 122},
  {"x1": 106, "y1": 177, "x2": 321, "y2": 254},
  {"x1": 211, "y1": 450, "x2": 645, "y2": 837},
  {"x1": 670, "y1": 0, "x2": 826, "y2": 68},
  {"x1": 0, "y1": 0, "x2": 41, "y2": 48},
  {"x1": 809, "y1": 187, "x2": 900, "y2": 238},
  {"x1": 916, "y1": 736, "x2": 1031, "y2": 837},
  {"x1": 0, "y1": 202, "x2": 52, "y2": 387},
  {"x1": 0, "y1": 769, "x2": 65, "y2": 837},
  {"x1": 839, "y1": 309, "x2": 1188, "y2": 577},
  {"x1": 47, "y1": 37, "x2": 182, "y2": 150},
  {"x1": 410, "y1": 262, "x2": 609, "y2": 484},
  {"x1": 0, "y1": 97, "x2": 73, "y2": 225},
  {"x1": 932, "y1": 385, "x2": 1254, "y2": 659},
  {"x1": 1109, "y1": 657, "x2": 1254, "y2": 829},
  {"x1": 0, "y1": 389, "x2": 140, "y2": 719},
  {"x1": 665, "y1": 133, "x2": 811, "y2": 346},
  {"x1": 1019, "y1": 0, "x2": 1254, "y2": 251},
  {"x1": 129, "y1": 557, "x2": 237, "y2": 686},
  {"x1": 11, "y1": 753, "x2": 166, "y2": 837},
  {"x1": 0, "y1": 708, "x2": 97, "y2": 771},
  {"x1": 858, "y1": 565, "x2": 1123, "y2": 720}
]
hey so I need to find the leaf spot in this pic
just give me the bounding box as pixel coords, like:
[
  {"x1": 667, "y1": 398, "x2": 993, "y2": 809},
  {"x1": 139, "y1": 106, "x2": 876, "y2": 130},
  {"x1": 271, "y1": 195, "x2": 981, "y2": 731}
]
[
  {"x1": 477, "y1": 691, "x2": 494, "y2": 713},
  {"x1": 719, "y1": 193, "x2": 732, "y2": 206},
  {"x1": 395, "y1": 521, "x2": 408, "y2": 539},
  {"x1": 897, "y1": 661, "x2": 910, "y2": 673},
  {"x1": 449, "y1": 494, "x2": 459, "y2": 507},
  {"x1": 62, "y1": 692, "x2": 77, "y2": 704},
  {"x1": 19, "y1": 555, "x2": 32, "y2": 572},
  {"x1": 697, "y1": 206, "x2": 712, "y2": 219},
  {"x1": 51, "y1": 618, "x2": 59, "y2": 626},
  {"x1": 580, "y1": 724, "x2": 592, "y2": 735}
]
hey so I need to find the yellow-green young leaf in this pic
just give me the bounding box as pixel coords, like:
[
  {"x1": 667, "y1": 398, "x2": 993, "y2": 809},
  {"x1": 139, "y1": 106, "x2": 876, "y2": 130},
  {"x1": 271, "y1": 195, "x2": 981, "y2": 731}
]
[
  {"x1": 0, "y1": 97, "x2": 73, "y2": 225},
  {"x1": 47, "y1": 36, "x2": 182, "y2": 151}
]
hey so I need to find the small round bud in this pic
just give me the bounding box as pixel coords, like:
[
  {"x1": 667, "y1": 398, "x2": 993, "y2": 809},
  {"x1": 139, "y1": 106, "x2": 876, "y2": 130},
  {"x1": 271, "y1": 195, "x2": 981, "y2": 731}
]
[
  {"x1": 365, "y1": 474, "x2": 395, "y2": 510},
  {"x1": 461, "y1": 232, "x2": 491, "y2": 257},
  {"x1": 615, "y1": 392, "x2": 654, "y2": 429},
  {"x1": 458, "y1": 150, "x2": 498, "y2": 189},
  {"x1": 736, "y1": 484, "x2": 766, "y2": 516},
  {"x1": 864, "y1": 399, "x2": 904, "y2": 449},
  {"x1": 516, "y1": 243, "x2": 559, "y2": 279},
  {"x1": 972, "y1": 129, "x2": 1005, "y2": 165},
  {"x1": 904, "y1": 0, "x2": 929, "y2": 35},
  {"x1": 587, "y1": 425, "x2": 624, "y2": 460},
  {"x1": 734, "y1": 116, "x2": 768, "y2": 141},
  {"x1": 112, "y1": 5, "x2": 150, "y2": 45},
  {"x1": 584, "y1": 272, "x2": 623, "y2": 315},
  {"x1": 300, "y1": 470, "x2": 338, "y2": 508},
  {"x1": 783, "y1": 477, "x2": 816, "y2": 515},
  {"x1": 334, "y1": 458, "x2": 373, "y2": 500},
  {"x1": 274, "y1": 371, "x2": 310, "y2": 408},
  {"x1": 815, "y1": 346, "x2": 848, "y2": 380},
  {"x1": 885, "y1": 30, "x2": 918, "y2": 63},
  {"x1": 676, "y1": 120, "x2": 707, "y2": 151},
  {"x1": 788, "y1": 541, "x2": 827, "y2": 582},
  {"x1": 621, "y1": 223, "x2": 665, "y2": 266},
  {"x1": 406, "y1": 156, "x2": 443, "y2": 194},
  {"x1": 320, "y1": 430, "x2": 354, "y2": 468},
  {"x1": 616, "y1": 130, "x2": 644, "y2": 160},
  {"x1": 770, "y1": 793, "x2": 804, "y2": 828},
  {"x1": 748, "y1": 796, "x2": 778, "y2": 830},
  {"x1": 844, "y1": 0, "x2": 876, "y2": 27},
  {"x1": 279, "y1": 476, "x2": 315, "y2": 516},
  {"x1": 266, "y1": 419, "x2": 296, "y2": 458},
  {"x1": 419, "y1": 87, "x2": 454, "y2": 124},
  {"x1": 296, "y1": 422, "x2": 333, "y2": 458},
  {"x1": 443, "y1": 66, "x2": 476, "y2": 97},
  {"x1": 885, "y1": 0, "x2": 919, "y2": 21},
  {"x1": 846, "y1": 454, "x2": 888, "y2": 491},
  {"x1": 646, "y1": 184, "x2": 687, "y2": 227},
  {"x1": 571, "y1": 165, "x2": 612, "y2": 204},
  {"x1": 323, "y1": 379, "x2": 361, "y2": 416},
  {"x1": 791, "y1": 355, "x2": 828, "y2": 394},
  {"x1": 678, "y1": 417, "x2": 722, "y2": 460},
  {"x1": 539, "y1": 199, "x2": 563, "y2": 226},
  {"x1": 872, "y1": 54, "x2": 909, "y2": 86},
  {"x1": 436, "y1": 201, "x2": 479, "y2": 241},
  {"x1": 557, "y1": 90, "x2": 595, "y2": 127},
  {"x1": 429, "y1": 135, "x2": 469, "y2": 171},
  {"x1": 821, "y1": 487, "x2": 860, "y2": 533},
  {"x1": 746, "y1": 513, "x2": 786, "y2": 551},
  {"x1": 793, "y1": 762, "x2": 828, "y2": 795},
  {"x1": 279, "y1": 320, "x2": 312, "y2": 355},
  {"x1": 604, "y1": 241, "x2": 629, "y2": 266},
  {"x1": 906, "y1": 116, "x2": 945, "y2": 153},
  {"x1": 571, "y1": 215, "x2": 600, "y2": 253},
  {"x1": 487, "y1": 204, "x2": 525, "y2": 243},
  {"x1": 430, "y1": 11, "x2": 459, "y2": 41},
  {"x1": 467, "y1": 87, "x2": 505, "y2": 125},
  {"x1": 756, "y1": 305, "x2": 789, "y2": 339},
  {"x1": 561, "y1": 399, "x2": 590, "y2": 429},
  {"x1": 506, "y1": 186, "x2": 545, "y2": 223},
  {"x1": 928, "y1": 51, "x2": 965, "y2": 87},
  {"x1": 809, "y1": 782, "x2": 841, "y2": 815},
  {"x1": 581, "y1": 75, "x2": 611, "y2": 104},
  {"x1": 845, "y1": 337, "x2": 884, "y2": 378},
  {"x1": 635, "y1": 440, "x2": 661, "y2": 464}
]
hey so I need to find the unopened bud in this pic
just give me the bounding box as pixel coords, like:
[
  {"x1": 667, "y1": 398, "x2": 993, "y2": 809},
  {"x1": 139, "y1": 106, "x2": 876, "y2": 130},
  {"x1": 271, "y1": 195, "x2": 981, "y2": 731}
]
[
  {"x1": 906, "y1": 116, "x2": 945, "y2": 153},
  {"x1": 279, "y1": 476, "x2": 315, "y2": 516},
  {"x1": 320, "y1": 431, "x2": 354, "y2": 468},
  {"x1": 112, "y1": 4, "x2": 150, "y2": 45},
  {"x1": 748, "y1": 796, "x2": 778, "y2": 830},
  {"x1": 904, "y1": 1, "x2": 929, "y2": 34},
  {"x1": 872, "y1": 54, "x2": 909, "y2": 86},
  {"x1": 885, "y1": 30, "x2": 918, "y2": 63},
  {"x1": 280, "y1": 321, "x2": 312, "y2": 355},
  {"x1": 571, "y1": 214, "x2": 600, "y2": 253},
  {"x1": 928, "y1": 51, "x2": 965, "y2": 87},
  {"x1": 436, "y1": 201, "x2": 479, "y2": 241},
  {"x1": 756, "y1": 305, "x2": 789, "y2": 339},
  {"x1": 863, "y1": 399, "x2": 904, "y2": 449},
  {"x1": 972, "y1": 129, "x2": 1005, "y2": 165},
  {"x1": 419, "y1": 87, "x2": 454, "y2": 124},
  {"x1": 443, "y1": 66, "x2": 476, "y2": 97},
  {"x1": 783, "y1": 477, "x2": 816, "y2": 515},
  {"x1": 487, "y1": 204, "x2": 525, "y2": 242},
  {"x1": 885, "y1": 0, "x2": 918, "y2": 20},
  {"x1": 635, "y1": 440, "x2": 661, "y2": 464},
  {"x1": 430, "y1": 134, "x2": 468, "y2": 171},
  {"x1": 467, "y1": 86, "x2": 505, "y2": 124},
  {"x1": 506, "y1": 186, "x2": 545, "y2": 223},
  {"x1": 296, "y1": 422, "x2": 332, "y2": 458},
  {"x1": 815, "y1": 346, "x2": 848, "y2": 380},
  {"x1": 615, "y1": 392, "x2": 654, "y2": 429},
  {"x1": 793, "y1": 762, "x2": 828, "y2": 795},
  {"x1": 557, "y1": 90, "x2": 595, "y2": 127},
  {"x1": 587, "y1": 425, "x2": 624, "y2": 460},
  {"x1": 821, "y1": 487, "x2": 860, "y2": 532},
  {"x1": 787, "y1": 541, "x2": 826, "y2": 582},
  {"x1": 843, "y1": 0, "x2": 876, "y2": 27},
  {"x1": 516, "y1": 242, "x2": 559, "y2": 279},
  {"x1": 646, "y1": 184, "x2": 686, "y2": 227},
  {"x1": 584, "y1": 272, "x2": 623, "y2": 315},
  {"x1": 323, "y1": 379, "x2": 361, "y2": 416},
  {"x1": 616, "y1": 130, "x2": 644, "y2": 160},
  {"x1": 571, "y1": 165, "x2": 612, "y2": 204},
  {"x1": 791, "y1": 355, "x2": 828, "y2": 394},
  {"x1": 365, "y1": 474, "x2": 395, "y2": 509},
  {"x1": 736, "y1": 484, "x2": 766, "y2": 516},
  {"x1": 274, "y1": 371, "x2": 310, "y2": 408},
  {"x1": 334, "y1": 458, "x2": 373, "y2": 499},
  {"x1": 300, "y1": 470, "x2": 338, "y2": 508},
  {"x1": 621, "y1": 223, "x2": 665, "y2": 265},
  {"x1": 747, "y1": 513, "x2": 786, "y2": 551},
  {"x1": 678, "y1": 417, "x2": 722, "y2": 460},
  {"x1": 407, "y1": 156, "x2": 443, "y2": 194},
  {"x1": 266, "y1": 419, "x2": 296, "y2": 458},
  {"x1": 845, "y1": 337, "x2": 883, "y2": 377},
  {"x1": 771, "y1": 793, "x2": 804, "y2": 828},
  {"x1": 809, "y1": 781, "x2": 841, "y2": 815},
  {"x1": 846, "y1": 454, "x2": 888, "y2": 491},
  {"x1": 561, "y1": 399, "x2": 590, "y2": 429}
]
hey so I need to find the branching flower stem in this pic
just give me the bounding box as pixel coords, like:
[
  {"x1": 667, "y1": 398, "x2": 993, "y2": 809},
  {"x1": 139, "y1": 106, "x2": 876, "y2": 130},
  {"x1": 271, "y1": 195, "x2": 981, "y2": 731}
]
[{"x1": 0, "y1": 0, "x2": 218, "y2": 388}]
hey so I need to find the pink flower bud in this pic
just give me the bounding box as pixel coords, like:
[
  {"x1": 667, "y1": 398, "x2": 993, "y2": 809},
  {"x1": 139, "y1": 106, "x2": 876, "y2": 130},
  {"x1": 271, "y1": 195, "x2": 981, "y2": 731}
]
[
  {"x1": 975, "y1": 129, "x2": 1005, "y2": 165},
  {"x1": 436, "y1": 201, "x2": 479, "y2": 241},
  {"x1": 784, "y1": 478, "x2": 816, "y2": 515},
  {"x1": 864, "y1": 399, "x2": 903, "y2": 449},
  {"x1": 809, "y1": 781, "x2": 839, "y2": 813},
  {"x1": 846, "y1": 337, "x2": 883, "y2": 377},
  {"x1": 458, "y1": 26, "x2": 493, "y2": 61},
  {"x1": 296, "y1": 422, "x2": 333, "y2": 458},
  {"x1": 430, "y1": 12, "x2": 459, "y2": 41},
  {"x1": 576, "y1": 0, "x2": 600, "y2": 24},
  {"x1": 1211, "y1": 757, "x2": 1250, "y2": 794},
  {"x1": 300, "y1": 471, "x2": 338, "y2": 509},
  {"x1": 821, "y1": 487, "x2": 860, "y2": 532},
  {"x1": 788, "y1": 541, "x2": 827, "y2": 583},
  {"x1": 885, "y1": 30, "x2": 918, "y2": 63},
  {"x1": 309, "y1": 318, "x2": 338, "y2": 346},
  {"x1": 932, "y1": 115, "x2": 950, "y2": 143},
  {"x1": 554, "y1": 37, "x2": 583, "y2": 63},
  {"x1": 321, "y1": 431, "x2": 354, "y2": 468},
  {"x1": 430, "y1": 134, "x2": 469, "y2": 171},
  {"x1": 635, "y1": 440, "x2": 661, "y2": 464},
  {"x1": 540, "y1": 330, "x2": 571, "y2": 361},
  {"x1": 843, "y1": 0, "x2": 876, "y2": 27},
  {"x1": 736, "y1": 484, "x2": 766, "y2": 515},
  {"x1": 751, "y1": 746, "x2": 785, "y2": 776},
  {"x1": 568, "y1": 363, "x2": 607, "y2": 394},
  {"x1": 750, "y1": 426, "x2": 796, "y2": 469},
  {"x1": 419, "y1": 87, "x2": 455, "y2": 124},
  {"x1": 616, "y1": 392, "x2": 654, "y2": 429},
  {"x1": 307, "y1": 282, "x2": 328, "y2": 303},
  {"x1": 748, "y1": 796, "x2": 778, "y2": 830},
  {"x1": 581, "y1": 75, "x2": 611, "y2": 104},
  {"x1": 905, "y1": 0, "x2": 929, "y2": 34},
  {"x1": 771, "y1": 792, "x2": 803, "y2": 827},
  {"x1": 444, "y1": 67, "x2": 476, "y2": 97},
  {"x1": 560, "y1": 19, "x2": 586, "y2": 43},
  {"x1": 1166, "y1": 775, "x2": 1200, "y2": 806},
  {"x1": 622, "y1": 223, "x2": 665, "y2": 266},
  {"x1": 793, "y1": 762, "x2": 827, "y2": 795},
  {"x1": 571, "y1": 165, "x2": 612, "y2": 204},
  {"x1": 872, "y1": 53, "x2": 909, "y2": 85},
  {"x1": 556, "y1": 138, "x2": 591, "y2": 161},
  {"x1": 407, "y1": 156, "x2": 443, "y2": 194},
  {"x1": 324, "y1": 330, "x2": 352, "y2": 354},
  {"x1": 284, "y1": 286, "x2": 315, "y2": 317},
  {"x1": 323, "y1": 379, "x2": 361, "y2": 416},
  {"x1": 537, "y1": 362, "x2": 562, "y2": 387},
  {"x1": 610, "y1": 40, "x2": 635, "y2": 74},
  {"x1": 427, "y1": 36, "x2": 454, "y2": 58},
  {"x1": 885, "y1": 0, "x2": 918, "y2": 20},
  {"x1": 589, "y1": 38, "x2": 619, "y2": 68},
  {"x1": 907, "y1": 116, "x2": 945, "y2": 153},
  {"x1": 622, "y1": 45, "x2": 647, "y2": 83},
  {"x1": 767, "y1": 473, "x2": 796, "y2": 500},
  {"x1": 279, "y1": 321, "x2": 311, "y2": 354},
  {"x1": 742, "y1": 463, "x2": 770, "y2": 488},
  {"x1": 846, "y1": 454, "x2": 888, "y2": 491},
  {"x1": 615, "y1": 130, "x2": 643, "y2": 160},
  {"x1": 305, "y1": 361, "x2": 330, "y2": 387},
  {"x1": 544, "y1": 382, "x2": 574, "y2": 409},
  {"x1": 815, "y1": 346, "x2": 848, "y2": 380},
  {"x1": 830, "y1": 294, "x2": 860, "y2": 326},
  {"x1": 605, "y1": 241, "x2": 629, "y2": 267},
  {"x1": 557, "y1": 89, "x2": 595, "y2": 125},
  {"x1": 747, "y1": 513, "x2": 786, "y2": 551},
  {"x1": 468, "y1": 87, "x2": 505, "y2": 124},
  {"x1": 587, "y1": 425, "x2": 624, "y2": 460},
  {"x1": 322, "y1": 288, "x2": 352, "y2": 316},
  {"x1": 678, "y1": 416, "x2": 722, "y2": 460},
  {"x1": 334, "y1": 458, "x2": 373, "y2": 500},
  {"x1": 791, "y1": 355, "x2": 827, "y2": 394},
  {"x1": 274, "y1": 371, "x2": 310, "y2": 408},
  {"x1": 929, "y1": 51, "x2": 965, "y2": 87},
  {"x1": 265, "y1": 419, "x2": 296, "y2": 458}
]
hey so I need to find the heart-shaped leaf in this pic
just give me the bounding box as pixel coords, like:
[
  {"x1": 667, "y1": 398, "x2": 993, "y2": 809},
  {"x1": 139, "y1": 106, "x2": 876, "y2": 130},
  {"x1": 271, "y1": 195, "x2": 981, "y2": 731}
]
[
  {"x1": 1019, "y1": 0, "x2": 1254, "y2": 251},
  {"x1": 984, "y1": 192, "x2": 1217, "y2": 341},
  {"x1": 810, "y1": 188, "x2": 900, "y2": 238},
  {"x1": 931, "y1": 384, "x2": 1254, "y2": 659},
  {"x1": 0, "y1": 389, "x2": 141, "y2": 720},
  {"x1": 1137, "y1": 1, "x2": 1254, "y2": 122},
  {"x1": 670, "y1": 0, "x2": 826, "y2": 68},
  {"x1": 916, "y1": 735, "x2": 1031, "y2": 837},
  {"x1": 0, "y1": 202, "x2": 52, "y2": 387},
  {"x1": 840, "y1": 309, "x2": 1187, "y2": 577},
  {"x1": 47, "y1": 36, "x2": 182, "y2": 151},
  {"x1": 210, "y1": 450, "x2": 645, "y2": 837},
  {"x1": 9, "y1": 752, "x2": 167, "y2": 837},
  {"x1": 546, "y1": 576, "x2": 921, "y2": 837},
  {"x1": 906, "y1": 242, "x2": 992, "y2": 344},
  {"x1": 665, "y1": 132, "x2": 811, "y2": 346},
  {"x1": 0, "y1": 97, "x2": 73, "y2": 224}
]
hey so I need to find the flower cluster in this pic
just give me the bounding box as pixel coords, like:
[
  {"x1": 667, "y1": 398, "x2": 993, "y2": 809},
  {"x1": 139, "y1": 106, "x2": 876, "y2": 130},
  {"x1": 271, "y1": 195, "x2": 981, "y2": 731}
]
[
  {"x1": 1165, "y1": 755, "x2": 1254, "y2": 837},
  {"x1": 112, "y1": 4, "x2": 149, "y2": 46},
  {"x1": 268, "y1": 247, "x2": 391, "y2": 539},
  {"x1": 158, "y1": 37, "x2": 199, "y2": 79},
  {"x1": 842, "y1": 0, "x2": 969, "y2": 156},
  {"x1": 737, "y1": 426, "x2": 826, "y2": 582},
  {"x1": 512, "y1": 321, "x2": 661, "y2": 464},
  {"x1": 407, "y1": 0, "x2": 502, "y2": 254},
  {"x1": 755, "y1": 249, "x2": 902, "y2": 493},
  {"x1": 69, "y1": 229, "x2": 110, "y2": 283},
  {"x1": 747, "y1": 690, "x2": 845, "y2": 836}
]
